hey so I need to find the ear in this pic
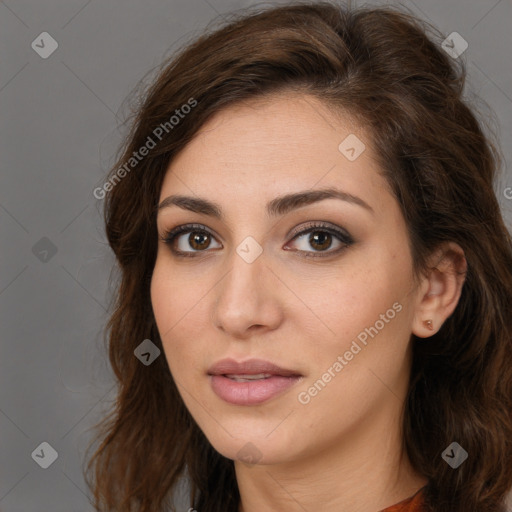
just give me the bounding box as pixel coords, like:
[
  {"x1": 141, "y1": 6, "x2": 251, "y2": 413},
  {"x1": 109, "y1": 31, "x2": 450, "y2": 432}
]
[{"x1": 412, "y1": 242, "x2": 467, "y2": 338}]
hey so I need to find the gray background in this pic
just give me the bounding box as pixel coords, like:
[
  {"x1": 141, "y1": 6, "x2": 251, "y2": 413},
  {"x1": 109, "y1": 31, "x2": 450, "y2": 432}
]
[{"x1": 1, "y1": 0, "x2": 511, "y2": 511}]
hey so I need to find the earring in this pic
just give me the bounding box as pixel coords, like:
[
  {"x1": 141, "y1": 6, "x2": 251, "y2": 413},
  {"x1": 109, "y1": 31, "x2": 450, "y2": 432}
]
[{"x1": 424, "y1": 319, "x2": 434, "y2": 331}]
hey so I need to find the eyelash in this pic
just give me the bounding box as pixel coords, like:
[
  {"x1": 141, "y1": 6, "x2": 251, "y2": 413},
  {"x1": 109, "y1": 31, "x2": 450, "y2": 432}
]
[{"x1": 159, "y1": 221, "x2": 354, "y2": 259}]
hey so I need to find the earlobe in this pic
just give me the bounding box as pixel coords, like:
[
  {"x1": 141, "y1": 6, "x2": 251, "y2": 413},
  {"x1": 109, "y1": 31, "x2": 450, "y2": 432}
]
[
  {"x1": 412, "y1": 242, "x2": 467, "y2": 338},
  {"x1": 423, "y1": 319, "x2": 434, "y2": 331}
]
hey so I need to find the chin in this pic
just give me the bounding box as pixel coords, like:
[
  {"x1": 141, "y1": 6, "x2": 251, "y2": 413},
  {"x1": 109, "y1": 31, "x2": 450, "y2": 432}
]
[{"x1": 200, "y1": 421, "x2": 302, "y2": 466}]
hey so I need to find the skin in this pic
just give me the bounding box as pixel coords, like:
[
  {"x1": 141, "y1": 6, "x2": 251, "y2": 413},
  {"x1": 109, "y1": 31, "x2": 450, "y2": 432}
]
[{"x1": 150, "y1": 92, "x2": 467, "y2": 512}]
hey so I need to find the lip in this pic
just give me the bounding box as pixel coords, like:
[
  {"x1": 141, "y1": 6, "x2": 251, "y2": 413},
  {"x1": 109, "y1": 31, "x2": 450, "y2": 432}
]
[
  {"x1": 208, "y1": 358, "x2": 303, "y2": 405},
  {"x1": 208, "y1": 358, "x2": 300, "y2": 377}
]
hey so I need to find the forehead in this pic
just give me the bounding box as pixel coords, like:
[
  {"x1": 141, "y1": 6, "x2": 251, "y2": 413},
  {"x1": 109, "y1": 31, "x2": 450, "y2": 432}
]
[{"x1": 159, "y1": 93, "x2": 388, "y2": 211}]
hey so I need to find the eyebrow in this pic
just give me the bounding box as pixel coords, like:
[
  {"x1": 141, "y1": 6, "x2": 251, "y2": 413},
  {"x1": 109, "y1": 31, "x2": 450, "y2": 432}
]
[{"x1": 156, "y1": 187, "x2": 374, "y2": 219}]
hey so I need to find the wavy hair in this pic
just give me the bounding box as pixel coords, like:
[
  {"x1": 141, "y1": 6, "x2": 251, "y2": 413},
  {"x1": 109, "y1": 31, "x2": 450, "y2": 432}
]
[{"x1": 84, "y1": 2, "x2": 512, "y2": 511}]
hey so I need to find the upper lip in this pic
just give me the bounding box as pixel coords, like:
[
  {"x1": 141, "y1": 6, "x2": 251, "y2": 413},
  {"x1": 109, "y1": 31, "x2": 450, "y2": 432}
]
[{"x1": 207, "y1": 358, "x2": 301, "y2": 377}]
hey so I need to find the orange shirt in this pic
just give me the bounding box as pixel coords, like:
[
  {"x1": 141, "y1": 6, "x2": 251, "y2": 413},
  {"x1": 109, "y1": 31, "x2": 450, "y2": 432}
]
[{"x1": 379, "y1": 487, "x2": 425, "y2": 512}]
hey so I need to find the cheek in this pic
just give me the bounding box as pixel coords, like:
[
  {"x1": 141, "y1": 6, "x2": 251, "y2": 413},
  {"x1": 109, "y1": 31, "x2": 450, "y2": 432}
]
[
  {"x1": 150, "y1": 260, "x2": 207, "y2": 372},
  {"x1": 151, "y1": 263, "x2": 176, "y2": 335},
  {"x1": 301, "y1": 244, "x2": 413, "y2": 372},
  {"x1": 151, "y1": 255, "x2": 207, "y2": 329},
  {"x1": 309, "y1": 254, "x2": 406, "y2": 328}
]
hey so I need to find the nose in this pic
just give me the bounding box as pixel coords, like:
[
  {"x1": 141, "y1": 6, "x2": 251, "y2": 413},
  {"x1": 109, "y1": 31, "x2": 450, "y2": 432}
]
[{"x1": 211, "y1": 248, "x2": 284, "y2": 339}]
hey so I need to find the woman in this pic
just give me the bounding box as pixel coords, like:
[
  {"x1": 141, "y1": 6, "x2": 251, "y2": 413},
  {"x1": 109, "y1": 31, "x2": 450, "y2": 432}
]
[{"x1": 84, "y1": 2, "x2": 512, "y2": 511}]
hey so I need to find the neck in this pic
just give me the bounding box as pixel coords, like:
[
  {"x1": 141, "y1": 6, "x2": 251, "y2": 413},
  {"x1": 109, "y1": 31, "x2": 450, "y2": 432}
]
[{"x1": 235, "y1": 400, "x2": 427, "y2": 512}]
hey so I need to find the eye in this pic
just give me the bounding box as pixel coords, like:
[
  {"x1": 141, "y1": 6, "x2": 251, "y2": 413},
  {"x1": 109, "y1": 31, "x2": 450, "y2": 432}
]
[
  {"x1": 284, "y1": 221, "x2": 354, "y2": 258},
  {"x1": 159, "y1": 221, "x2": 354, "y2": 258},
  {"x1": 160, "y1": 223, "x2": 221, "y2": 257}
]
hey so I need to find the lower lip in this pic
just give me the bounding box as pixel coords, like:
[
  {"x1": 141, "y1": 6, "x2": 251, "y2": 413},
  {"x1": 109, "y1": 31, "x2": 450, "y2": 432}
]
[{"x1": 209, "y1": 374, "x2": 302, "y2": 405}]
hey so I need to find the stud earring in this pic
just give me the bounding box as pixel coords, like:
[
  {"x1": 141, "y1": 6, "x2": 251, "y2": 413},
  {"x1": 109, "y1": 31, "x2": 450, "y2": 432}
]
[{"x1": 424, "y1": 319, "x2": 434, "y2": 331}]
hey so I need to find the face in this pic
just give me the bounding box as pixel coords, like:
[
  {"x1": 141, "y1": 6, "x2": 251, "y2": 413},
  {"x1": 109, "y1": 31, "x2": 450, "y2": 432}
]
[{"x1": 151, "y1": 92, "x2": 421, "y2": 466}]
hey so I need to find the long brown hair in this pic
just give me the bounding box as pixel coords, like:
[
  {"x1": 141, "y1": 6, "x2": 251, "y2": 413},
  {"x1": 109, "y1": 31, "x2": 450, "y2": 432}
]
[{"x1": 84, "y1": 2, "x2": 512, "y2": 511}]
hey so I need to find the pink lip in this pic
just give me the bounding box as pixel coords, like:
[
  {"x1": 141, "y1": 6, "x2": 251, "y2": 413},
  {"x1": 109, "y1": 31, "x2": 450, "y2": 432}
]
[
  {"x1": 208, "y1": 358, "x2": 300, "y2": 377},
  {"x1": 208, "y1": 358, "x2": 303, "y2": 406}
]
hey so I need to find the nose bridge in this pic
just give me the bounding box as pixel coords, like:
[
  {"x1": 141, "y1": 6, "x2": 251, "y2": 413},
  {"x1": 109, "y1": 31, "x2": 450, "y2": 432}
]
[
  {"x1": 220, "y1": 225, "x2": 267, "y2": 287},
  {"x1": 220, "y1": 242, "x2": 266, "y2": 305},
  {"x1": 212, "y1": 241, "x2": 280, "y2": 334}
]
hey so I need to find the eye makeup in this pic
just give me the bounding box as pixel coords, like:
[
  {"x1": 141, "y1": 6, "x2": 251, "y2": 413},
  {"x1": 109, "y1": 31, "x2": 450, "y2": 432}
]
[{"x1": 159, "y1": 220, "x2": 354, "y2": 259}]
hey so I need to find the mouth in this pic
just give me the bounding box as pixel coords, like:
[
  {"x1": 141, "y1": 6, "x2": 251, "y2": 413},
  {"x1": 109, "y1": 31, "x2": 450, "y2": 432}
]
[
  {"x1": 224, "y1": 373, "x2": 274, "y2": 382},
  {"x1": 207, "y1": 358, "x2": 303, "y2": 405},
  {"x1": 207, "y1": 358, "x2": 301, "y2": 377}
]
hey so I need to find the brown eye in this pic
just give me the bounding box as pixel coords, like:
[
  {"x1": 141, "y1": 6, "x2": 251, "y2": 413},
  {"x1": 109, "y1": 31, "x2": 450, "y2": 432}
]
[
  {"x1": 188, "y1": 232, "x2": 211, "y2": 250},
  {"x1": 308, "y1": 231, "x2": 333, "y2": 251},
  {"x1": 161, "y1": 221, "x2": 353, "y2": 259},
  {"x1": 161, "y1": 224, "x2": 222, "y2": 256},
  {"x1": 285, "y1": 222, "x2": 353, "y2": 258}
]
